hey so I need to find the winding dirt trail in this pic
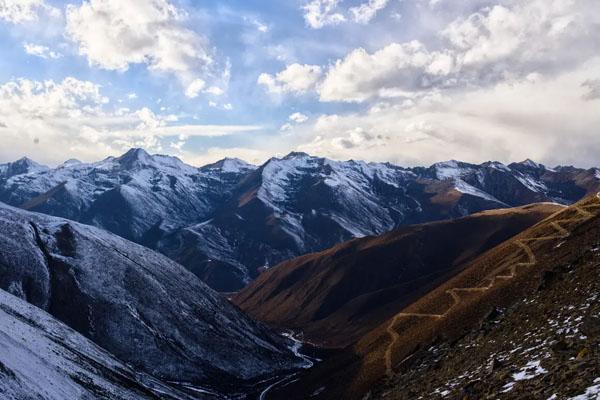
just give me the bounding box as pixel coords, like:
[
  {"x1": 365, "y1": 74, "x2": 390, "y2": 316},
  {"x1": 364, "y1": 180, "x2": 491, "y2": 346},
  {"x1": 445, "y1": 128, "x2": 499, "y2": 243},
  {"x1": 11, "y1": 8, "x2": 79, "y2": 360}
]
[{"x1": 384, "y1": 193, "x2": 600, "y2": 378}]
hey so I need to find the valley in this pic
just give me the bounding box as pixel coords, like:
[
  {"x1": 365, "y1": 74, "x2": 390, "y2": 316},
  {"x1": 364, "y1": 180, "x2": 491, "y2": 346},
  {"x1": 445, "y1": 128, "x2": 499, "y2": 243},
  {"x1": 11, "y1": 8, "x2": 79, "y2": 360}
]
[{"x1": 234, "y1": 203, "x2": 562, "y2": 347}]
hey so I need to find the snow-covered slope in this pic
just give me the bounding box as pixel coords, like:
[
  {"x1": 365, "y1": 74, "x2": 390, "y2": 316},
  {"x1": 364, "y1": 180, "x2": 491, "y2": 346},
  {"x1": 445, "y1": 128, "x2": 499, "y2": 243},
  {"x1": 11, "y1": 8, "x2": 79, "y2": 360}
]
[
  {"x1": 0, "y1": 288, "x2": 196, "y2": 400},
  {"x1": 1, "y1": 149, "x2": 599, "y2": 292},
  {"x1": 0, "y1": 202, "x2": 301, "y2": 395}
]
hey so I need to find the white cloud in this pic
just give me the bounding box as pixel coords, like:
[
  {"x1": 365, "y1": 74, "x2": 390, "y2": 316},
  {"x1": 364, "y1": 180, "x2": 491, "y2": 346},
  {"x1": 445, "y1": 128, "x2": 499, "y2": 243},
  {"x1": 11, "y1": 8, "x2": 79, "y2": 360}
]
[
  {"x1": 280, "y1": 123, "x2": 293, "y2": 132},
  {"x1": 127, "y1": 92, "x2": 137, "y2": 100},
  {"x1": 23, "y1": 43, "x2": 62, "y2": 59},
  {"x1": 255, "y1": 21, "x2": 269, "y2": 33},
  {"x1": 289, "y1": 112, "x2": 309, "y2": 123},
  {"x1": 582, "y1": 79, "x2": 600, "y2": 100},
  {"x1": 319, "y1": 41, "x2": 454, "y2": 102},
  {"x1": 426, "y1": 0, "x2": 444, "y2": 7},
  {"x1": 442, "y1": 2, "x2": 576, "y2": 66},
  {"x1": 258, "y1": 63, "x2": 323, "y2": 95},
  {"x1": 297, "y1": 57, "x2": 600, "y2": 167},
  {"x1": 0, "y1": 77, "x2": 260, "y2": 165},
  {"x1": 350, "y1": 0, "x2": 390, "y2": 24},
  {"x1": 302, "y1": 0, "x2": 346, "y2": 29},
  {"x1": 302, "y1": 0, "x2": 391, "y2": 28},
  {"x1": 316, "y1": 0, "x2": 600, "y2": 103},
  {"x1": 185, "y1": 79, "x2": 206, "y2": 98},
  {"x1": 281, "y1": 112, "x2": 309, "y2": 132},
  {"x1": 243, "y1": 15, "x2": 269, "y2": 33},
  {"x1": 205, "y1": 86, "x2": 224, "y2": 96},
  {"x1": 0, "y1": 0, "x2": 58, "y2": 23},
  {"x1": 207, "y1": 101, "x2": 233, "y2": 111},
  {"x1": 66, "y1": 0, "x2": 216, "y2": 94}
]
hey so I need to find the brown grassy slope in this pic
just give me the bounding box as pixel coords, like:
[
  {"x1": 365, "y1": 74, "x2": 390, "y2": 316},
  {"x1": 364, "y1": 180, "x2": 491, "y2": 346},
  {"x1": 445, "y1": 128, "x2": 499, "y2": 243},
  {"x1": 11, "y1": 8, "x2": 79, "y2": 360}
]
[
  {"x1": 268, "y1": 193, "x2": 600, "y2": 400},
  {"x1": 234, "y1": 203, "x2": 562, "y2": 347},
  {"x1": 372, "y1": 220, "x2": 600, "y2": 399}
]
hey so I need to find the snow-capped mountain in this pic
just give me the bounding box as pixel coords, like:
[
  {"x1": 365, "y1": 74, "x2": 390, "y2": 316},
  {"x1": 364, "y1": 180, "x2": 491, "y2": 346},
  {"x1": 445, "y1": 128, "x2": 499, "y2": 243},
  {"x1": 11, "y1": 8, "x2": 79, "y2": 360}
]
[
  {"x1": 0, "y1": 202, "x2": 301, "y2": 396},
  {"x1": 1, "y1": 149, "x2": 599, "y2": 291},
  {"x1": 0, "y1": 156, "x2": 48, "y2": 179},
  {"x1": 0, "y1": 148, "x2": 249, "y2": 248},
  {"x1": 158, "y1": 152, "x2": 424, "y2": 290}
]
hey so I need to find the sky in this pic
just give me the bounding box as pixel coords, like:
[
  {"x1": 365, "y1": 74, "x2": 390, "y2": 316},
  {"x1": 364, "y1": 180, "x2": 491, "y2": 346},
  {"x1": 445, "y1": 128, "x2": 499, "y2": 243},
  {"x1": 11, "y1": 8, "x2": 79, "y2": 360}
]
[{"x1": 0, "y1": 0, "x2": 599, "y2": 168}]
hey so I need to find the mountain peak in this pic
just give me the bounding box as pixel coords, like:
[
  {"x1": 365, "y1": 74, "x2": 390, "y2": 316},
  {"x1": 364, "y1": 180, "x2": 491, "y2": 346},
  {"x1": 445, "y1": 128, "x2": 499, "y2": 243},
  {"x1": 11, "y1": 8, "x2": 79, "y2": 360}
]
[
  {"x1": 283, "y1": 151, "x2": 311, "y2": 160},
  {"x1": 202, "y1": 157, "x2": 256, "y2": 173},
  {"x1": 432, "y1": 159, "x2": 469, "y2": 180},
  {"x1": 121, "y1": 147, "x2": 151, "y2": 159},
  {"x1": 14, "y1": 156, "x2": 38, "y2": 166},
  {"x1": 116, "y1": 148, "x2": 154, "y2": 168},
  {"x1": 1, "y1": 156, "x2": 48, "y2": 178},
  {"x1": 60, "y1": 159, "x2": 83, "y2": 168},
  {"x1": 481, "y1": 161, "x2": 511, "y2": 171},
  {"x1": 433, "y1": 159, "x2": 460, "y2": 167},
  {"x1": 518, "y1": 158, "x2": 544, "y2": 169}
]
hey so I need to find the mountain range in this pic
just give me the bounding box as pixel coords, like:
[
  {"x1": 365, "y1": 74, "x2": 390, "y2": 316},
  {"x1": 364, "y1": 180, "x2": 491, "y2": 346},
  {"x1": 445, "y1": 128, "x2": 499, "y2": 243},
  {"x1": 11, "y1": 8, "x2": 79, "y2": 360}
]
[
  {"x1": 2, "y1": 148, "x2": 599, "y2": 292},
  {"x1": 0, "y1": 148, "x2": 599, "y2": 399}
]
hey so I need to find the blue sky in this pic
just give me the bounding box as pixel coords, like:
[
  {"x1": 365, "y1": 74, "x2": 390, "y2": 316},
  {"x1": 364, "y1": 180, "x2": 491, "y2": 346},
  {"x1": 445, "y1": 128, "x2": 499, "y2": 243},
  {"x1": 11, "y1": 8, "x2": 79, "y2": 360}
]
[{"x1": 1, "y1": 0, "x2": 599, "y2": 167}]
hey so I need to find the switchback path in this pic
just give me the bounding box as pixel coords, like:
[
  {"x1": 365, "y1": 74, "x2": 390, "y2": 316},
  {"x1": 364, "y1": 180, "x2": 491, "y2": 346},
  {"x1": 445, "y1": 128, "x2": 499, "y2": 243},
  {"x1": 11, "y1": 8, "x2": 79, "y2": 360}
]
[{"x1": 384, "y1": 193, "x2": 600, "y2": 378}]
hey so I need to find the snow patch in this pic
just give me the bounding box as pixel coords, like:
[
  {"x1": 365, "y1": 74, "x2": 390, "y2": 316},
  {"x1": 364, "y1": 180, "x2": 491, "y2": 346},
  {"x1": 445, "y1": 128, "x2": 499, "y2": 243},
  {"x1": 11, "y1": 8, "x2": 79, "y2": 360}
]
[
  {"x1": 281, "y1": 332, "x2": 316, "y2": 369},
  {"x1": 512, "y1": 360, "x2": 548, "y2": 381},
  {"x1": 434, "y1": 160, "x2": 466, "y2": 180},
  {"x1": 454, "y1": 179, "x2": 505, "y2": 204},
  {"x1": 515, "y1": 174, "x2": 548, "y2": 193},
  {"x1": 569, "y1": 377, "x2": 600, "y2": 399},
  {"x1": 501, "y1": 360, "x2": 548, "y2": 392}
]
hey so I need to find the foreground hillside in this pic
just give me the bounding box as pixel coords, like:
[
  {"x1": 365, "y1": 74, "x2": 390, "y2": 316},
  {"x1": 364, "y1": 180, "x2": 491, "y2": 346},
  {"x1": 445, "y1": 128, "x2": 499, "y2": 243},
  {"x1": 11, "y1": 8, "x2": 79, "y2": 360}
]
[
  {"x1": 2, "y1": 149, "x2": 599, "y2": 291},
  {"x1": 373, "y1": 236, "x2": 600, "y2": 399},
  {"x1": 235, "y1": 203, "x2": 562, "y2": 347},
  {"x1": 269, "y1": 193, "x2": 600, "y2": 399},
  {"x1": 0, "y1": 289, "x2": 195, "y2": 400},
  {"x1": 0, "y1": 202, "x2": 301, "y2": 397}
]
